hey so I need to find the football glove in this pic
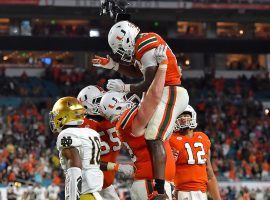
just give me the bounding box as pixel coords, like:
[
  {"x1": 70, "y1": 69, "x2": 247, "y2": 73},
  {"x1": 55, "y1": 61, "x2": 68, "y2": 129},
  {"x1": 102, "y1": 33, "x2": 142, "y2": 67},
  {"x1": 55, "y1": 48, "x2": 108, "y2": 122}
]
[
  {"x1": 107, "y1": 79, "x2": 130, "y2": 92},
  {"x1": 92, "y1": 55, "x2": 119, "y2": 71},
  {"x1": 116, "y1": 164, "x2": 135, "y2": 176},
  {"x1": 155, "y1": 44, "x2": 168, "y2": 65}
]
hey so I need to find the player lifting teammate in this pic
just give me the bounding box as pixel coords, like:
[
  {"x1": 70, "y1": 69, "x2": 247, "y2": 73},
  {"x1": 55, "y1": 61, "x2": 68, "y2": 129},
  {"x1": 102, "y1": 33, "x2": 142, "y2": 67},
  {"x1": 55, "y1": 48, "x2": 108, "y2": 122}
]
[
  {"x1": 92, "y1": 21, "x2": 189, "y2": 198},
  {"x1": 99, "y1": 45, "x2": 175, "y2": 200}
]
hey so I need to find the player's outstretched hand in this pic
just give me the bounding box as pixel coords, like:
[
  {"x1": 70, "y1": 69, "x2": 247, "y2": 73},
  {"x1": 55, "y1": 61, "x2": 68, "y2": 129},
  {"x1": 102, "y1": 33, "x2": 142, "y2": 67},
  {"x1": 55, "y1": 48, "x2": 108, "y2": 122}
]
[
  {"x1": 92, "y1": 55, "x2": 119, "y2": 70},
  {"x1": 107, "y1": 79, "x2": 129, "y2": 92},
  {"x1": 117, "y1": 164, "x2": 135, "y2": 176},
  {"x1": 154, "y1": 44, "x2": 168, "y2": 65}
]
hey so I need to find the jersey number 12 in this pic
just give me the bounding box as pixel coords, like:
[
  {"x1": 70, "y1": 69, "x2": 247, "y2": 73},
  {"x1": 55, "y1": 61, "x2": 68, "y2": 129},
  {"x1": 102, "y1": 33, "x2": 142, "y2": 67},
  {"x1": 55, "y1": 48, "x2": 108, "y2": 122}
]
[{"x1": 185, "y1": 142, "x2": 206, "y2": 165}]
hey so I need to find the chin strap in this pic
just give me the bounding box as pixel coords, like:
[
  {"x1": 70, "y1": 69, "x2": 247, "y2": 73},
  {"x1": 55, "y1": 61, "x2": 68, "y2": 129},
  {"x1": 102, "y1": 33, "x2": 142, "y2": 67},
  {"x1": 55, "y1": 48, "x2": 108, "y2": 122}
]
[{"x1": 65, "y1": 120, "x2": 84, "y2": 126}]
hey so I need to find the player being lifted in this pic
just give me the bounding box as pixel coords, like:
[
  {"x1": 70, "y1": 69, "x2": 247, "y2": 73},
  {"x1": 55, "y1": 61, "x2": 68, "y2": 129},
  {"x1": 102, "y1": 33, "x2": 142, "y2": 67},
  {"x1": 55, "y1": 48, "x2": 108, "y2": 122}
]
[
  {"x1": 169, "y1": 105, "x2": 221, "y2": 200},
  {"x1": 92, "y1": 20, "x2": 189, "y2": 197},
  {"x1": 77, "y1": 85, "x2": 134, "y2": 200},
  {"x1": 100, "y1": 45, "x2": 175, "y2": 200},
  {"x1": 49, "y1": 97, "x2": 103, "y2": 200}
]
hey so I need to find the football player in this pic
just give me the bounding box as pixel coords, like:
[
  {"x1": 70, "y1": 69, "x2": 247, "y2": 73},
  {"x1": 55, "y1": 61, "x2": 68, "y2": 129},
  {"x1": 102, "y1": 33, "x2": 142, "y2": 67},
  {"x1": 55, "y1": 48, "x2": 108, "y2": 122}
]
[
  {"x1": 77, "y1": 85, "x2": 134, "y2": 200},
  {"x1": 92, "y1": 20, "x2": 189, "y2": 196},
  {"x1": 100, "y1": 45, "x2": 174, "y2": 200},
  {"x1": 169, "y1": 105, "x2": 221, "y2": 200},
  {"x1": 49, "y1": 97, "x2": 103, "y2": 200}
]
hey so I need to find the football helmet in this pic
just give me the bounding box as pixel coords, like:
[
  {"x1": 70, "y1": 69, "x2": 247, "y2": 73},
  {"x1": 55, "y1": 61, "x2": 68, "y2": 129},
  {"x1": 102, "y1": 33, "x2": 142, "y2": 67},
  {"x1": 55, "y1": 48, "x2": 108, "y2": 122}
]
[
  {"x1": 49, "y1": 97, "x2": 85, "y2": 133},
  {"x1": 174, "y1": 105, "x2": 198, "y2": 131},
  {"x1": 77, "y1": 85, "x2": 105, "y2": 115},
  {"x1": 108, "y1": 20, "x2": 140, "y2": 63},
  {"x1": 100, "y1": 91, "x2": 140, "y2": 123}
]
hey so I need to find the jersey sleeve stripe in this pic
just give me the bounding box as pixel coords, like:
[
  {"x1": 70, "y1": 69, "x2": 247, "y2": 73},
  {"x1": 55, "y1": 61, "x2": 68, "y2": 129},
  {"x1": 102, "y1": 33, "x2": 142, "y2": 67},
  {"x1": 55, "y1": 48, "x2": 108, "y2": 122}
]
[
  {"x1": 137, "y1": 37, "x2": 157, "y2": 52},
  {"x1": 156, "y1": 86, "x2": 177, "y2": 140},
  {"x1": 120, "y1": 106, "x2": 137, "y2": 129}
]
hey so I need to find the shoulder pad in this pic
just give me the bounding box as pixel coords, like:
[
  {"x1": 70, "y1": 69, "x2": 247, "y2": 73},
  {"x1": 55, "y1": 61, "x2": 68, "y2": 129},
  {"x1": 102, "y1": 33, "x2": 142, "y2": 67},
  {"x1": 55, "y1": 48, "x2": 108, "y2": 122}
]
[
  {"x1": 87, "y1": 128, "x2": 100, "y2": 137},
  {"x1": 120, "y1": 106, "x2": 138, "y2": 130},
  {"x1": 57, "y1": 130, "x2": 82, "y2": 150},
  {"x1": 135, "y1": 33, "x2": 162, "y2": 60},
  {"x1": 198, "y1": 132, "x2": 211, "y2": 147}
]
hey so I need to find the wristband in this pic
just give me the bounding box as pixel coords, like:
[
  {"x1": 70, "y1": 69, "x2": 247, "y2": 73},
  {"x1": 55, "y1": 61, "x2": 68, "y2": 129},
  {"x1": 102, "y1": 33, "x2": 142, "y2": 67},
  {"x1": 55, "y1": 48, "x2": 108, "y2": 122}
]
[
  {"x1": 107, "y1": 162, "x2": 119, "y2": 171},
  {"x1": 159, "y1": 64, "x2": 168, "y2": 70}
]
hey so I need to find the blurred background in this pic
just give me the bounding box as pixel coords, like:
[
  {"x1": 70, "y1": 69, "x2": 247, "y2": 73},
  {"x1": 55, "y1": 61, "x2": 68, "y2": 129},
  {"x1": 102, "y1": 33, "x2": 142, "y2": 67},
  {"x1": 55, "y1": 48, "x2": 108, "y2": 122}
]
[{"x1": 0, "y1": 0, "x2": 270, "y2": 199}]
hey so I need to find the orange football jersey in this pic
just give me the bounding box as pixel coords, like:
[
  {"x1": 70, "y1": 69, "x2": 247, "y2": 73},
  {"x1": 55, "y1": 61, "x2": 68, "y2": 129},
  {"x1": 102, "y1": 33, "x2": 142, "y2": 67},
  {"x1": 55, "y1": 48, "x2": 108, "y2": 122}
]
[
  {"x1": 135, "y1": 32, "x2": 181, "y2": 86},
  {"x1": 116, "y1": 106, "x2": 175, "y2": 181},
  {"x1": 169, "y1": 132, "x2": 211, "y2": 192},
  {"x1": 81, "y1": 117, "x2": 121, "y2": 188}
]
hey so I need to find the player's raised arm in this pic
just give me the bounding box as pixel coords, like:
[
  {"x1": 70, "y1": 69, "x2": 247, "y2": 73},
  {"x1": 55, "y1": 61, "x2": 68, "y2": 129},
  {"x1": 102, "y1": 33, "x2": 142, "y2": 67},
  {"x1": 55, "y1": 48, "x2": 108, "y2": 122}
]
[
  {"x1": 206, "y1": 150, "x2": 221, "y2": 200},
  {"x1": 131, "y1": 44, "x2": 168, "y2": 136},
  {"x1": 92, "y1": 55, "x2": 143, "y2": 78}
]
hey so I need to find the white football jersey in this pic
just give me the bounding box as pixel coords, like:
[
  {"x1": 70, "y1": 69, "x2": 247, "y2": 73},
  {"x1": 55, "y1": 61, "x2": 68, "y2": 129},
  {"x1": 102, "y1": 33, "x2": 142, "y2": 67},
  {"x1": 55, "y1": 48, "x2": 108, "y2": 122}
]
[
  {"x1": 47, "y1": 185, "x2": 60, "y2": 200},
  {"x1": 57, "y1": 127, "x2": 104, "y2": 194},
  {"x1": 34, "y1": 187, "x2": 47, "y2": 200}
]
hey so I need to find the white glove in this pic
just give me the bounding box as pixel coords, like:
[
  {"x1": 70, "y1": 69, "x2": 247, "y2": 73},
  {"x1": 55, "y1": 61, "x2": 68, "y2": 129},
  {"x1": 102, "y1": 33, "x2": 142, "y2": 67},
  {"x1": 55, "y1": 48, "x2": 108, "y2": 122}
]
[
  {"x1": 155, "y1": 44, "x2": 168, "y2": 65},
  {"x1": 107, "y1": 79, "x2": 130, "y2": 92},
  {"x1": 117, "y1": 164, "x2": 135, "y2": 176},
  {"x1": 92, "y1": 55, "x2": 119, "y2": 71}
]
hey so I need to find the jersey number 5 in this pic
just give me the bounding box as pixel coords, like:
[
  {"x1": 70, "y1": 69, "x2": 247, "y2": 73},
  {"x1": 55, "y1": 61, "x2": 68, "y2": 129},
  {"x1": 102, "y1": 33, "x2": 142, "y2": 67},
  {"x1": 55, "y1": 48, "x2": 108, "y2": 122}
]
[
  {"x1": 185, "y1": 142, "x2": 206, "y2": 165},
  {"x1": 100, "y1": 128, "x2": 121, "y2": 155}
]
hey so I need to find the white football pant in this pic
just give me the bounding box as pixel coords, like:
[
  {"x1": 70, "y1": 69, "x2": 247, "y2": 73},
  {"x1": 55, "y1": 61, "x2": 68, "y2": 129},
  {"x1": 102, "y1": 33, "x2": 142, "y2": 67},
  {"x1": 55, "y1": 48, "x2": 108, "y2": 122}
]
[
  {"x1": 145, "y1": 86, "x2": 189, "y2": 141},
  {"x1": 176, "y1": 191, "x2": 207, "y2": 200},
  {"x1": 100, "y1": 184, "x2": 120, "y2": 200},
  {"x1": 130, "y1": 180, "x2": 172, "y2": 200},
  {"x1": 82, "y1": 168, "x2": 103, "y2": 194}
]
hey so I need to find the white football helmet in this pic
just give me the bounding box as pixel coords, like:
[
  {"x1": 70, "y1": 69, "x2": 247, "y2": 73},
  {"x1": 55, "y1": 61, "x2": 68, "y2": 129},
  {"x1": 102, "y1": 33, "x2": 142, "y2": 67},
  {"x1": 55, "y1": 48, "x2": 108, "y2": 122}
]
[
  {"x1": 77, "y1": 85, "x2": 105, "y2": 115},
  {"x1": 100, "y1": 91, "x2": 140, "y2": 123},
  {"x1": 174, "y1": 105, "x2": 198, "y2": 131},
  {"x1": 108, "y1": 20, "x2": 140, "y2": 63}
]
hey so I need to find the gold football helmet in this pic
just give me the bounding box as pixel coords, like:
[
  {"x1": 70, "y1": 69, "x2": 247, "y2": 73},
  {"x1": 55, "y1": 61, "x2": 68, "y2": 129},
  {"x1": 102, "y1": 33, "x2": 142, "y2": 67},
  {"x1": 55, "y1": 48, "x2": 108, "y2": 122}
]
[{"x1": 49, "y1": 96, "x2": 85, "y2": 133}]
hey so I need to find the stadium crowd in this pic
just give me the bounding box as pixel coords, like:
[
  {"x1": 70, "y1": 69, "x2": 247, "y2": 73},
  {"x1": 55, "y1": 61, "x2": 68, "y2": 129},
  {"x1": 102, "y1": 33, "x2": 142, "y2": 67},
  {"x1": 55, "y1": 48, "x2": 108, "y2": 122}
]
[
  {"x1": 0, "y1": 69, "x2": 270, "y2": 199},
  {"x1": 184, "y1": 74, "x2": 270, "y2": 181}
]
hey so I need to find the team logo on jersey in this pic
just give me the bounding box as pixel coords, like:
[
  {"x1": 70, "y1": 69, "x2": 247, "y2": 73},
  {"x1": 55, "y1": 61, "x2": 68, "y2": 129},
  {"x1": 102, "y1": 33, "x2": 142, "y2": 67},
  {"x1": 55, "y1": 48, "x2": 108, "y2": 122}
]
[
  {"x1": 61, "y1": 136, "x2": 73, "y2": 147},
  {"x1": 177, "y1": 136, "x2": 183, "y2": 140}
]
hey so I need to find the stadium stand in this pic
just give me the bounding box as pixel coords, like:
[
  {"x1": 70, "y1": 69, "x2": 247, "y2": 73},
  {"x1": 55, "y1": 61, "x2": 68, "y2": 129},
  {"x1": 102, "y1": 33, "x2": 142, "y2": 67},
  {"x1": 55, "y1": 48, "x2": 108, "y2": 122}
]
[
  {"x1": 0, "y1": 0, "x2": 270, "y2": 199},
  {"x1": 0, "y1": 70, "x2": 269, "y2": 198}
]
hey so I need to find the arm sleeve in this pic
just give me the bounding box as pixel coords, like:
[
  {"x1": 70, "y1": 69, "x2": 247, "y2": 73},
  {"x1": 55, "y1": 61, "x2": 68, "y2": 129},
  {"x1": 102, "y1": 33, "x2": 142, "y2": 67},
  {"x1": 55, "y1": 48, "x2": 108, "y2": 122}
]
[
  {"x1": 66, "y1": 167, "x2": 82, "y2": 200},
  {"x1": 140, "y1": 48, "x2": 158, "y2": 70}
]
